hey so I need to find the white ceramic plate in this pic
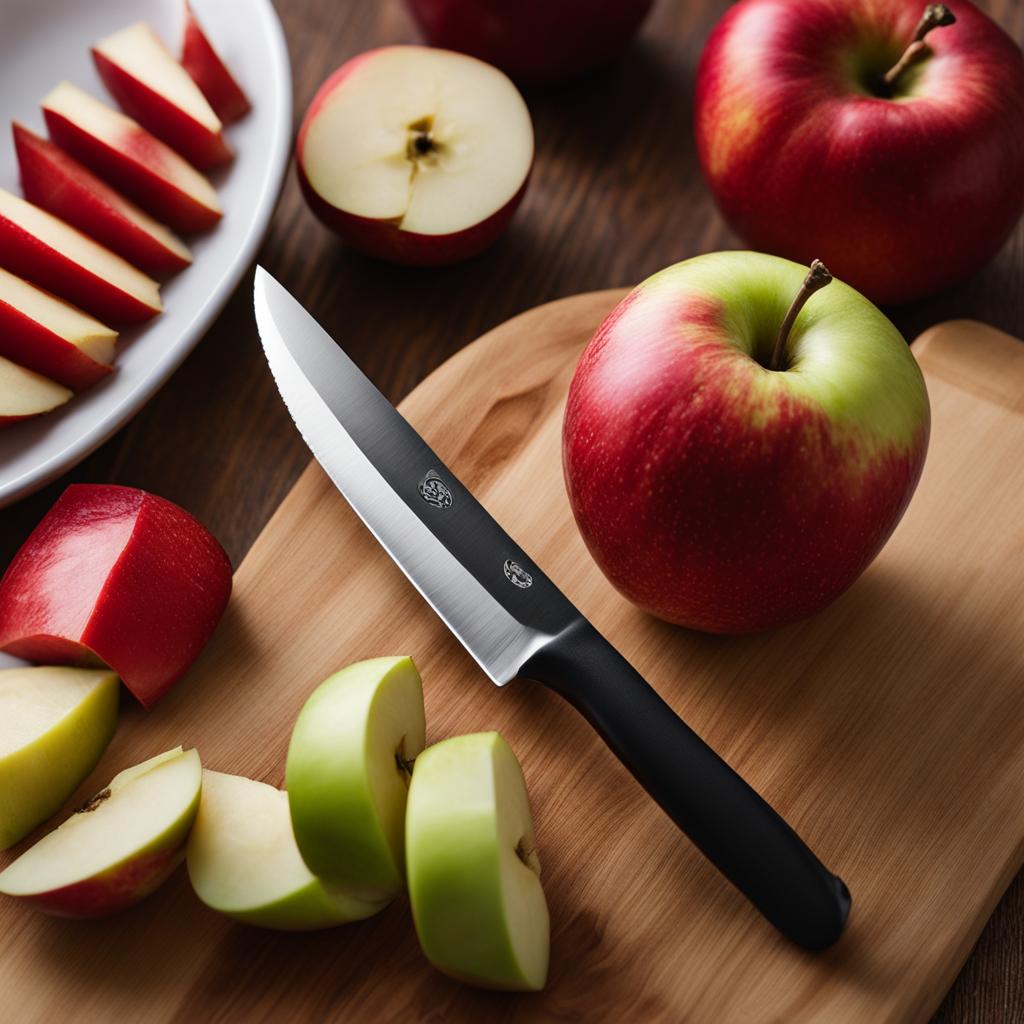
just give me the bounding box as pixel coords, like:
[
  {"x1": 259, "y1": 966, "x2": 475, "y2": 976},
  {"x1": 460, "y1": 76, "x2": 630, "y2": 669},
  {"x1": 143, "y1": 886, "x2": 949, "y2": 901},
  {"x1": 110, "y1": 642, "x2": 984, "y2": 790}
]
[{"x1": 0, "y1": 0, "x2": 291, "y2": 507}]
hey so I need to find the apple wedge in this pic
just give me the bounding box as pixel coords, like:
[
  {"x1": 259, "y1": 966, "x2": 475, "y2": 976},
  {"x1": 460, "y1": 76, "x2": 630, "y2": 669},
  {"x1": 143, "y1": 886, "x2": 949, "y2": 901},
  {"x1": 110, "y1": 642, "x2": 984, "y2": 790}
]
[
  {"x1": 0, "y1": 666, "x2": 119, "y2": 850},
  {"x1": 14, "y1": 123, "x2": 191, "y2": 275},
  {"x1": 0, "y1": 268, "x2": 115, "y2": 391},
  {"x1": 286, "y1": 657, "x2": 426, "y2": 902},
  {"x1": 0, "y1": 188, "x2": 160, "y2": 326},
  {"x1": 406, "y1": 732, "x2": 549, "y2": 991},
  {"x1": 93, "y1": 22, "x2": 231, "y2": 170},
  {"x1": 187, "y1": 771, "x2": 387, "y2": 930},
  {"x1": 0, "y1": 747, "x2": 201, "y2": 917},
  {"x1": 43, "y1": 83, "x2": 221, "y2": 234},
  {"x1": 182, "y1": 1, "x2": 251, "y2": 123},
  {"x1": 0, "y1": 355, "x2": 72, "y2": 426}
]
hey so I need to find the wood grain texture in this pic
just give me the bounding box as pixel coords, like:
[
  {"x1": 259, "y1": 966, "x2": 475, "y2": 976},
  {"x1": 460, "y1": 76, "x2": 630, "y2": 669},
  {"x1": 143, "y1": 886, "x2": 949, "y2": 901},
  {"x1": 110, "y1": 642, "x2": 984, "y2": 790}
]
[{"x1": 0, "y1": 0, "x2": 1022, "y2": 1018}]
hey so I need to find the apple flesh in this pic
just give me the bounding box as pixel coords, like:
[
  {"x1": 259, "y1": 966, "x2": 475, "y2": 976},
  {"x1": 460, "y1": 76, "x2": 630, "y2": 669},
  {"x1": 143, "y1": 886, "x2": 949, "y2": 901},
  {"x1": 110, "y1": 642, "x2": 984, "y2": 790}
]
[
  {"x1": 0, "y1": 666, "x2": 119, "y2": 850},
  {"x1": 187, "y1": 770, "x2": 387, "y2": 930},
  {"x1": 181, "y1": 1, "x2": 251, "y2": 123},
  {"x1": 0, "y1": 267, "x2": 115, "y2": 391},
  {"x1": 0, "y1": 355, "x2": 71, "y2": 425},
  {"x1": 286, "y1": 656, "x2": 426, "y2": 902},
  {"x1": 694, "y1": 0, "x2": 1024, "y2": 304},
  {"x1": 563, "y1": 251, "x2": 930, "y2": 634},
  {"x1": 297, "y1": 46, "x2": 533, "y2": 266},
  {"x1": 406, "y1": 731, "x2": 549, "y2": 991},
  {"x1": 0, "y1": 747, "x2": 201, "y2": 917},
  {"x1": 93, "y1": 22, "x2": 231, "y2": 170},
  {"x1": 43, "y1": 82, "x2": 222, "y2": 234},
  {"x1": 14, "y1": 123, "x2": 191, "y2": 275},
  {"x1": 0, "y1": 484, "x2": 233, "y2": 708}
]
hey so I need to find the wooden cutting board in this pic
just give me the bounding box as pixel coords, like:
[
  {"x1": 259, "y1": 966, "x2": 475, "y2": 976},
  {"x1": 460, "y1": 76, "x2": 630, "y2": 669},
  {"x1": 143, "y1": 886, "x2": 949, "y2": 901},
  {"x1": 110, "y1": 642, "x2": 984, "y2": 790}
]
[{"x1": 2, "y1": 293, "x2": 1023, "y2": 1023}]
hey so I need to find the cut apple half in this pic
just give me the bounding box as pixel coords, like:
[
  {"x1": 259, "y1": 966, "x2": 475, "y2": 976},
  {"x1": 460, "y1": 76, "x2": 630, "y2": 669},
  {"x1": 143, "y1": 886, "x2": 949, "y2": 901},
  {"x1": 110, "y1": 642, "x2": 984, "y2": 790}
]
[
  {"x1": 0, "y1": 666, "x2": 119, "y2": 850},
  {"x1": 43, "y1": 82, "x2": 221, "y2": 234},
  {"x1": 93, "y1": 22, "x2": 231, "y2": 169},
  {"x1": 187, "y1": 770, "x2": 388, "y2": 930},
  {"x1": 182, "y1": 1, "x2": 251, "y2": 123},
  {"x1": 0, "y1": 355, "x2": 72, "y2": 426},
  {"x1": 406, "y1": 731, "x2": 549, "y2": 991},
  {"x1": 0, "y1": 747, "x2": 201, "y2": 917},
  {"x1": 286, "y1": 656, "x2": 426, "y2": 902},
  {"x1": 297, "y1": 46, "x2": 533, "y2": 265}
]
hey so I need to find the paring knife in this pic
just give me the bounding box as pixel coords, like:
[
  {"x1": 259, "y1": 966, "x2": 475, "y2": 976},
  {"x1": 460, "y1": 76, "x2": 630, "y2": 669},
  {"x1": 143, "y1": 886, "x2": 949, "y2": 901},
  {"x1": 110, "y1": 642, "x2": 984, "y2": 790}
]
[{"x1": 253, "y1": 267, "x2": 852, "y2": 951}]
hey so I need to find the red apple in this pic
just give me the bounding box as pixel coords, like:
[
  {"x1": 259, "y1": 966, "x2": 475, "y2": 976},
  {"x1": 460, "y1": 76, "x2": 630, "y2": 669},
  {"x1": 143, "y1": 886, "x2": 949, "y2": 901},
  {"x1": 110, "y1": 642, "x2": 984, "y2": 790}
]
[
  {"x1": 43, "y1": 82, "x2": 221, "y2": 234},
  {"x1": 562, "y1": 251, "x2": 930, "y2": 634},
  {"x1": 0, "y1": 188, "x2": 161, "y2": 326},
  {"x1": 297, "y1": 47, "x2": 533, "y2": 266},
  {"x1": 403, "y1": 0, "x2": 654, "y2": 87},
  {"x1": 0, "y1": 355, "x2": 71, "y2": 426},
  {"x1": 0, "y1": 268, "x2": 115, "y2": 391},
  {"x1": 694, "y1": 0, "x2": 1024, "y2": 304},
  {"x1": 181, "y1": 1, "x2": 251, "y2": 123},
  {"x1": 0, "y1": 485, "x2": 233, "y2": 708},
  {"x1": 13, "y1": 123, "x2": 191, "y2": 276}
]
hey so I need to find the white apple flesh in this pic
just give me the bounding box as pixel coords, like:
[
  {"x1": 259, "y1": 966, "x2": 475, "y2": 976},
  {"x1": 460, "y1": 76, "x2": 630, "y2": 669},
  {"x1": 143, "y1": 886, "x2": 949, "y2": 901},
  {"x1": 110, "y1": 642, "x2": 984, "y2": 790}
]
[{"x1": 0, "y1": 355, "x2": 72, "y2": 425}]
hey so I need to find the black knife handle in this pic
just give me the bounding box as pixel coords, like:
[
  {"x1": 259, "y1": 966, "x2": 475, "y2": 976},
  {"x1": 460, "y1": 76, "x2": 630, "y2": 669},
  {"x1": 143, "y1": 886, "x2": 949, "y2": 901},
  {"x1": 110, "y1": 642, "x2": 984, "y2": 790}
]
[{"x1": 520, "y1": 618, "x2": 851, "y2": 950}]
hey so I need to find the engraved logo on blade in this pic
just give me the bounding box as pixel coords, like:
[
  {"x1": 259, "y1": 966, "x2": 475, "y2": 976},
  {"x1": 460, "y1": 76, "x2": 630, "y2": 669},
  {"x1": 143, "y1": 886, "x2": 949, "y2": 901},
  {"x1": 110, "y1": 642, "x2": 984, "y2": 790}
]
[
  {"x1": 504, "y1": 559, "x2": 533, "y2": 589},
  {"x1": 419, "y1": 470, "x2": 453, "y2": 509}
]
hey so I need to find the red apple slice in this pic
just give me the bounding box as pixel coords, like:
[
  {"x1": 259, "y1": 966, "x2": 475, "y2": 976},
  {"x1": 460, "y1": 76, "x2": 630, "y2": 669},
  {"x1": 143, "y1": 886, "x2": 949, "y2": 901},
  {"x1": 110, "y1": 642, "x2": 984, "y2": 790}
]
[
  {"x1": 0, "y1": 188, "x2": 160, "y2": 325},
  {"x1": 93, "y1": 22, "x2": 231, "y2": 169},
  {"x1": 0, "y1": 269, "x2": 115, "y2": 391},
  {"x1": 0, "y1": 355, "x2": 71, "y2": 426},
  {"x1": 14, "y1": 123, "x2": 191, "y2": 275},
  {"x1": 181, "y1": 1, "x2": 251, "y2": 124},
  {"x1": 43, "y1": 82, "x2": 221, "y2": 234}
]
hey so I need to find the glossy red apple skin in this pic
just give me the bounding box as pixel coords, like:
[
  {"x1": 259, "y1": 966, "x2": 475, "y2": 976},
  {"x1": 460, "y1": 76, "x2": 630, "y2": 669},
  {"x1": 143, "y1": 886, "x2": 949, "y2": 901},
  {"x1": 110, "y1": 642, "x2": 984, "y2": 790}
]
[
  {"x1": 694, "y1": 0, "x2": 1024, "y2": 305},
  {"x1": 0, "y1": 485, "x2": 232, "y2": 708},
  {"x1": 181, "y1": 1, "x2": 251, "y2": 123},
  {"x1": 404, "y1": 0, "x2": 654, "y2": 86}
]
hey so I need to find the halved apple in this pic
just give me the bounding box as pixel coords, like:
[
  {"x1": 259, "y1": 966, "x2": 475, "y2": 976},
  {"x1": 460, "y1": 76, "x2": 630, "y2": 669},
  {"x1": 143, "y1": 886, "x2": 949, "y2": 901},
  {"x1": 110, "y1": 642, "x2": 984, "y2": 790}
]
[
  {"x1": 93, "y1": 22, "x2": 231, "y2": 169},
  {"x1": 43, "y1": 82, "x2": 221, "y2": 234},
  {"x1": 14, "y1": 123, "x2": 191, "y2": 275},
  {"x1": 181, "y1": 2, "x2": 251, "y2": 124},
  {"x1": 406, "y1": 731, "x2": 549, "y2": 991},
  {"x1": 0, "y1": 188, "x2": 161, "y2": 325},
  {"x1": 0, "y1": 666, "x2": 119, "y2": 850},
  {"x1": 286, "y1": 656, "x2": 426, "y2": 902},
  {"x1": 296, "y1": 46, "x2": 533, "y2": 265},
  {"x1": 187, "y1": 770, "x2": 387, "y2": 930},
  {"x1": 0, "y1": 747, "x2": 201, "y2": 917},
  {"x1": 0, "y1": 355, "x2": 71, "y2": 426}
]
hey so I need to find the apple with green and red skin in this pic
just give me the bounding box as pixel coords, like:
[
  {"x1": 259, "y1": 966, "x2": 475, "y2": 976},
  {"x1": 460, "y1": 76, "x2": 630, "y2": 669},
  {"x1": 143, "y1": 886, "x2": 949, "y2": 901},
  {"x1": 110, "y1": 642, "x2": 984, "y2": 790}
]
[
  {"x1": 562, "y1": 251, "x2": 930, "y2": 635},
  {"x1": 694, "y1": 0, "x2": 1024, "y2": 305}
]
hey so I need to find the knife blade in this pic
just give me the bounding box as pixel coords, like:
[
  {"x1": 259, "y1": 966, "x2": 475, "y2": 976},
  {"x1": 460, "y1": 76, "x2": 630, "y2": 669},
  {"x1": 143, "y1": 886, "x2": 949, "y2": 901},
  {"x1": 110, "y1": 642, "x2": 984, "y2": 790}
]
[{"x1": 253, "y1": 267, "x2": 851, "y2": 950}]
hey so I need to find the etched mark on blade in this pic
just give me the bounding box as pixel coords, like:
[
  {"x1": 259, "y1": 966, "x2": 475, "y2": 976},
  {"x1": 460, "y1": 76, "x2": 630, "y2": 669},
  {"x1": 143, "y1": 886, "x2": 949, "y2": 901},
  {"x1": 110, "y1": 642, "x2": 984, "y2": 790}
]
[
  {"x1": 504, "y1": 559, "x2": 533, "y2": 589},
  {"x1": 419, "y1": 470, "x2": 453, "y2": 509}
]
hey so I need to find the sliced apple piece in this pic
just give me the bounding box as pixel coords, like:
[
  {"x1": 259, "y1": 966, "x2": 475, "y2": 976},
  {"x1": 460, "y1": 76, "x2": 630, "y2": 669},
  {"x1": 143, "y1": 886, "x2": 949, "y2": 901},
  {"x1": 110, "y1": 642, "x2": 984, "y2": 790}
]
[
  {"x1": 286, "y1": 657, "x2": 426, "y2": 902},
  {"x1": 93, "y1": 22, "x2": 231, "y2": 169},
  {"x1": 406, "y1": 732, "x2": 549, "y2": 991},
  {"x1": 0, "y1": 747, "x2": 201, "y2": 917},
  {"x1": 181, "y1": 1, "x2": 251, "y2": 123},
  {"x1": 0, "y1": 666, "x2": 119, "y2": 850},
  {"x1": 43, "y1": 83, "x2": 221, "y2": 234},
  {"x1": 0, "y1": 355, "x2": 71, "y2": 426},
  {"x1": 14, "y1": 123, "x2": 191, "y2": 275}
]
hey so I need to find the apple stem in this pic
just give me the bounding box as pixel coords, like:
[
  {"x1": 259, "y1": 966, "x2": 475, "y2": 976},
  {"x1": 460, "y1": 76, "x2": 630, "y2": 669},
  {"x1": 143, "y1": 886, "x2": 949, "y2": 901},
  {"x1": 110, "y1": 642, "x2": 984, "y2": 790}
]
[
  {"x1": 882, "y1": 4, "x2": 956, "y2": 88},
  {"x1": 769, "y1": 260, "x2": 833, "y2": 372},
  {"x1": 395, "y1": 752, "x2": 416, "y2": 776}
]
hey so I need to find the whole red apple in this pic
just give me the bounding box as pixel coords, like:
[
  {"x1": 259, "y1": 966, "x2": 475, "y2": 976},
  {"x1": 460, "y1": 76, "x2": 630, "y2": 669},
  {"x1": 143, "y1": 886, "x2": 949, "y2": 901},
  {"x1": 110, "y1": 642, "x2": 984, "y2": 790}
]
[
  {"x1": 562, "y1": 251, "x2": 930, "y2": 634},
  {"x1": 694, "y1": 0, "x2": 1024, "y2": 304}
]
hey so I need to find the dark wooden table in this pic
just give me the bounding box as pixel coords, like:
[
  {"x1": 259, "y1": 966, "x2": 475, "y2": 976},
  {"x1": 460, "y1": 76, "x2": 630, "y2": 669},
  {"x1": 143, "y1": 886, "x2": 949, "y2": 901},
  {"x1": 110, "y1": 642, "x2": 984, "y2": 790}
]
[{"x1": 2, "y1": 0, "x2": 1021, "y2": 1019}]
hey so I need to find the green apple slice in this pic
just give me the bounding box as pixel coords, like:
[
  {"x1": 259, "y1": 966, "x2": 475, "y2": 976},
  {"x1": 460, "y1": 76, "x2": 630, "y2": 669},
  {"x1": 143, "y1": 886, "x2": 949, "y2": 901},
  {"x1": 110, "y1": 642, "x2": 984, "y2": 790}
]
[
  {"x1": 286, "y1": 656, "x2": 426, "y2": 901},
  {"x1": 406, "y1": 731, "x2": 549, "y2": 991},
  {"x1": 0, "y1": 665, "x2": 119, "y2": 850},
  {"x1": 187, "y1": 770, "x2": 387, "y2": 930},
  {"x1": 0, "y1": 746, "x2": 201, "y2": 916}
]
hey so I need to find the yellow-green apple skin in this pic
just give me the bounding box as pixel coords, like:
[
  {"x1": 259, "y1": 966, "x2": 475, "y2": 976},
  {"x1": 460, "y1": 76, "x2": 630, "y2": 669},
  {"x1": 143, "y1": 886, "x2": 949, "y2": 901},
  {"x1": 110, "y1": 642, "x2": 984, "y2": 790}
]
[
  {"x1": 406, "y1": 731, "x2": 549, "y2": 991},
  {"x1": 187, "y1": 770, "x2": 387, "y2": 930},
  {"x1": 286, "y1": 656, "x2": 426, "y2": 901},
  {"x1": 0, "y1": 747, "x2": 201, "y2": 917},
  {"x1": 0, "y1": 666, "x2": 118, "y2": 850}
]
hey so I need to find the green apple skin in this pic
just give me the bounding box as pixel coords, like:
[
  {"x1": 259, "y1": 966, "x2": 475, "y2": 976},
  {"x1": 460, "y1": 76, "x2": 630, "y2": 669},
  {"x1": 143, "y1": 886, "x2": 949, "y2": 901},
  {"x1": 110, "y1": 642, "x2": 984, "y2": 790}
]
[
  {"x1": 406, "y1": 732, "x2": 549, "y2": 992},
  {"x1": 286, "y1": 656, "x2": 425, "y2": 901},
  {"x1": 0, "y1": 666, "x2": 119, "y2": 850}
]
